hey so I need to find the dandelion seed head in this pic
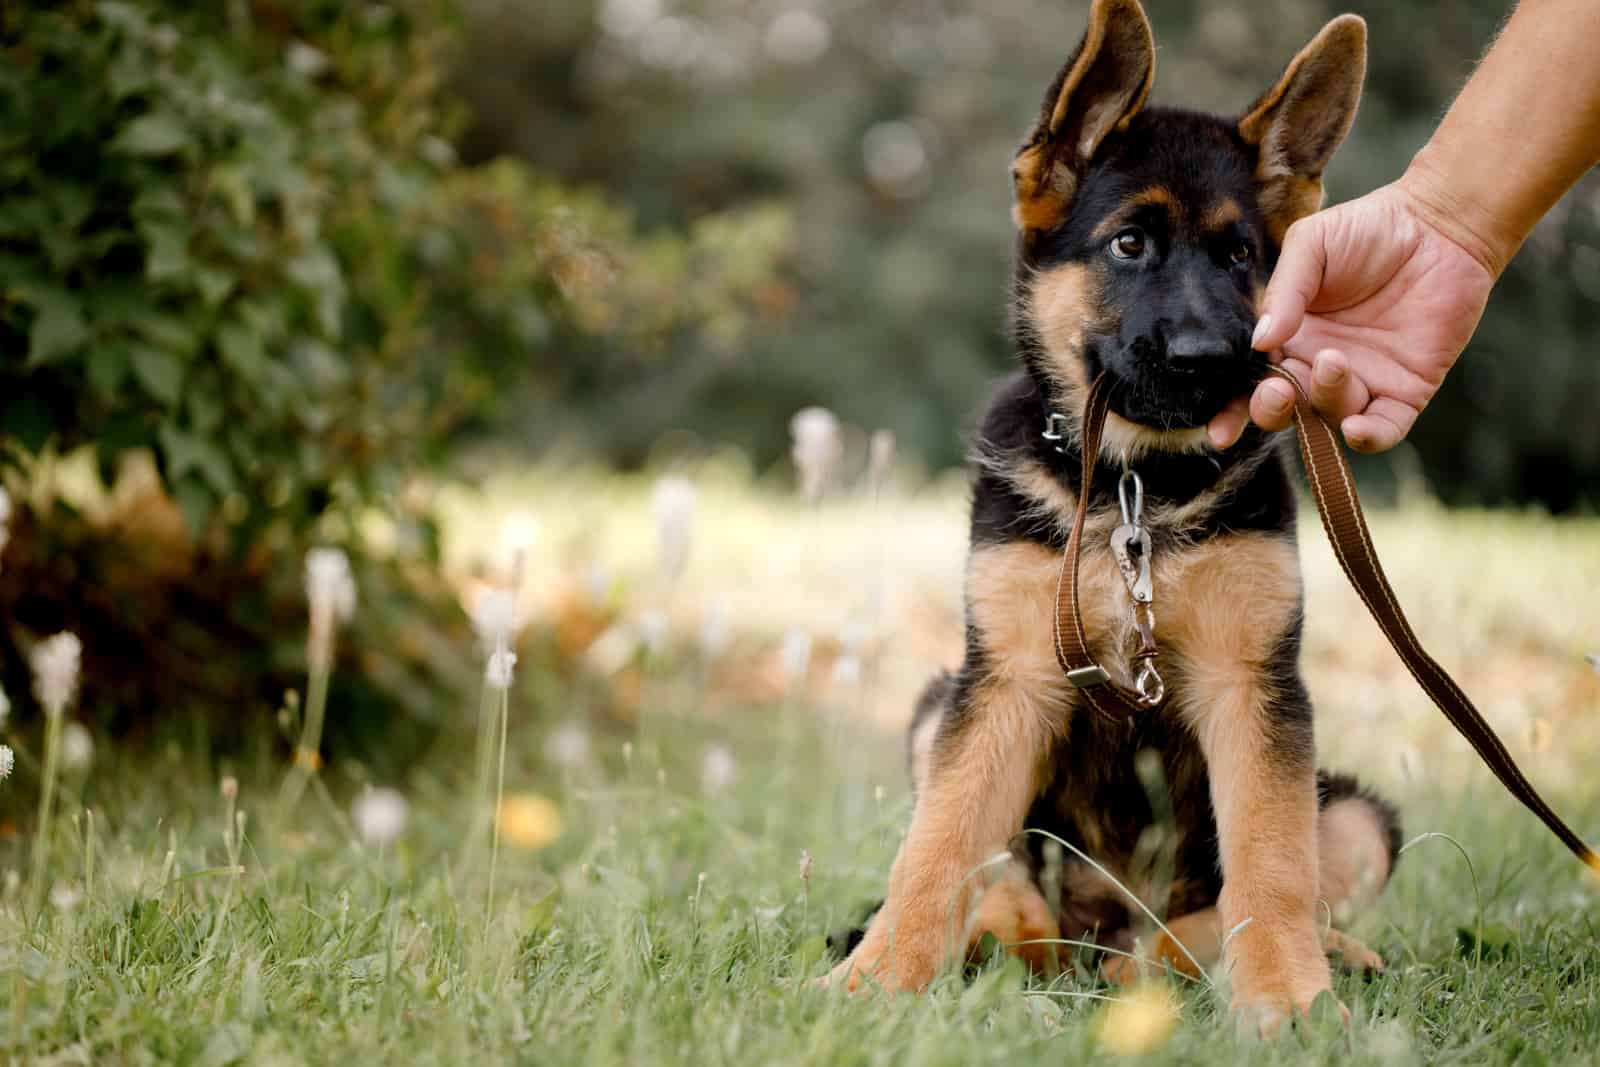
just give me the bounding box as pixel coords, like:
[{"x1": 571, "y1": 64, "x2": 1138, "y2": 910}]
[
  {"x1": 779, "y1": 629, "x2": 812, "y2": 685},
  {"x1": 868, "y1": 429, "x2": 896, "y2": 488},
  {"x1": 61, "y1": 722, "x2": 94, "y2": 771},
  {"x1": 31, "y1": 632, "x2": 82, "y2": 719},
  {"x1": 49, "y1": 881, "x2": 82, "y2": 912},
  {"x1": 473, "y1": 588, "x2": 521, "y2": 648},
  {"x1": 305, "y1": 546, "x2": 356, "y2": 622},
  {"x1": 352, "y1": 786, "x2": 409, "y2": 847},
  {"x1": 698, "y1": 596, "x2": 731, "y2": 661},
  {"x1": 544, "y1": 723, "x2": 590, "y2": 768},
  {"x1": 486, "y1": 648, "x2": 518, "y2": 690},
  {"x1": 701, "y1": 744, "x2": 737, "y2": 792},
  {"x1": 652, "y1": 476, "x2": 697, "y2": 580},
  {"x1": 0, "y1": 744, "x2": 13, "y2": 781},
  {"x1": 789, "y1": 407, "x2": 843, "y2": 501},
  {"x1": 498, "y1": 510, "x2": 540, "y2": 573},
  {"x1": 638, "y1": 610, "x2": 669, "y2": 658}
]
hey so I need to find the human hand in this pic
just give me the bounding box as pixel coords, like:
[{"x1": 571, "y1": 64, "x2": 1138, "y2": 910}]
[{"x1": 1207, "y1": 178, "x2": 1497, "y2": 453}]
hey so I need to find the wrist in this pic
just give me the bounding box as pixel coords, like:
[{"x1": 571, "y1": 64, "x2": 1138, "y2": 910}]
[{"x1": 1398, "y1": 148, "x2": 1522, "y2": 278}]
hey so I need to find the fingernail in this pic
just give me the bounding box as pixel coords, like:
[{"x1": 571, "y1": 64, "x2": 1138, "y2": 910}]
[
  {"x1": 1314, "y1": 358, "x2": 1344, "y2": 386},
  {"x1": 1264, "y1": 383, "x2": 1292, "y2": 415},
  {"x1": 1250, "y1": 314, "x2": 1272, "y2": 349}
]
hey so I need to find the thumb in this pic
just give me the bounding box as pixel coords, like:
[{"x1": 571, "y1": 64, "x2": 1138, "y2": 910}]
[{"x1": 1253, "y1": 215, "x2": 1330, "y2": 352}]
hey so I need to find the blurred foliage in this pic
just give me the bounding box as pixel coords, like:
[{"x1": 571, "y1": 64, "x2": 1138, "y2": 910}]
[
  {"x1": 455, "y1": 0, "x2": 1600, "y2": 508},
  {"x1": 0, "y1": 0, "x2": 785, "y2": 734}
]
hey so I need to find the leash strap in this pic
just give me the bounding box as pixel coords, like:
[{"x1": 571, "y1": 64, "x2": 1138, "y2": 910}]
[{"x1": 1053, "y1": 368, "x2": 1600, "y2": 872}]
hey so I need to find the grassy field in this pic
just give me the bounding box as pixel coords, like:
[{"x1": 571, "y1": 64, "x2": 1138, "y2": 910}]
[{"x1": 3, "y1": 470, "x2": 1599, "y2": 1064}]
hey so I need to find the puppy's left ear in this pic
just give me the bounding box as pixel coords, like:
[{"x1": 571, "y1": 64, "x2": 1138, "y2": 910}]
[{"x1": 1239, "y1": 14, "x2": 1366, "y2": 241}]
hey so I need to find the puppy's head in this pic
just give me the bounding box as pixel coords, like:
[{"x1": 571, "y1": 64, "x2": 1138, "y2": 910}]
[{"x1": 1011, "y1": 0, "x2": 1366, "y2": 452}]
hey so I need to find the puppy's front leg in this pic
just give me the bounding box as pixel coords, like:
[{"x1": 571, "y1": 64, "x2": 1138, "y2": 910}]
[
  {"x1": 828, "y1": 678, "x2": 1054, "y2": 993},
  {"x1": 1190, "y1": 643, "x2": 1331, "y2": 1028}
]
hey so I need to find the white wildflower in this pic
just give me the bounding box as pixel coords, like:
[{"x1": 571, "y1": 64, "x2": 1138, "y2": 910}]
[
  {"x1": 701, "y1": 744, "x2": 737, "y2": 792},
  {"x1": 61, "y1": 722, "x2": 94, "y2": 771},
  {"x1": 352, "y1": 786, "x2": 409, "y2": 847},
  {"x1": 779, "y1": 629, "x2": 812, "y2": 686},
  {"x1": 544, "y1": 723, "x2": 590, "y2": 768},
  {"x1": 868, "y1": 429, "x2": 896, "y2": 490},
  {"x1": 790, "y1": 407, "x2": 843, "y2": 502},
  {"x1": 584, "y1": 624, "x2": 636, "y2": 676},
  {"x1": 486, "y1": 648, "x2": 518, "y2": 690},
  {"x1": 31, "y1": 632, "x2": 82, "y2": 719},
  {"x1": 472, "y1": 588, "x2": 521, "y2": 648},
  {"x1": 0, "y1": 744, "x2": 13, "y2": 781},
  {"x1": 305, "y1": 547, "x2": 356, "y2": 622},
  {"x1": 698, "y1": 596, "x2": 731, "y2": 662},
  {"x1": 652, "y1": 476, "x2": 697, "y2": 580},
  {"x1": 498, "y1": 510, "x2": 540, "y2": 576},
  {"x1": 638, "y1": 610, "x2": 669, "y2": 658},
  {"x1": 49, "y1": 881, "x2": 82, "y2": 912},
  {"x1": 285, "y1": 40, "x2": 330, "y2": 78}
]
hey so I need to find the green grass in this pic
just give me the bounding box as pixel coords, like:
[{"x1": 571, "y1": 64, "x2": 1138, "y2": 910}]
[{"x1": 3, "y1": 695, "x2": 1599, "y2": 1065}]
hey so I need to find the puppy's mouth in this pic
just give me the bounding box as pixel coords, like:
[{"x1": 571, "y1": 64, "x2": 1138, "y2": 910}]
[{"x1": 1102, "y1": 349, "x2": 1266, "y2": 431}]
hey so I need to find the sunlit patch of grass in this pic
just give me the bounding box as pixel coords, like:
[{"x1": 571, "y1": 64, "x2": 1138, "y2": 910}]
[{"x1": 1, "y1": 467, "x2": 1596, "y2": 1062}]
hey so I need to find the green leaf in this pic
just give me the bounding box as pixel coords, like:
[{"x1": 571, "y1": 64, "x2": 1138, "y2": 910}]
[
  {"x1": 159, "y1": 424, "x2": 235, "y2": 496},
  {"x1": 87, "y1": 341, "x2": 131, "y2": 398},
  {"x1": 171, "y1": 474, "x2": 215, "y2": 539},
  {"x1": 143, "y1": 222, "x2": 191, "y2": 283},
  {"x1": 217, "y1": 323, "x2": 264, "y2": 382},
  {"x1": 112, "y1": 112, "x2": 190, "y2": 157},
  {"x1": 130, "y1": 343, "x2": 183, "y2": 405},
  {"x1": 193, "y1": 267, "x2": 235, "y2": 308},
  {"x1": 27, "y1": 292, "x2": 89, "y2": 366}
]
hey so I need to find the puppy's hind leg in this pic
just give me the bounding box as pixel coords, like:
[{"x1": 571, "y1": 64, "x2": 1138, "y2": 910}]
[{"x1": 1314, "y1": 772, "x2": 1402, "y2": 972}]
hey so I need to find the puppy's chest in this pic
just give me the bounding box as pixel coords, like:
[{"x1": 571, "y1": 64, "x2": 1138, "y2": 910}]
[{"x1": 967, "y1": 526, "x2": 1302, "y2": 702}]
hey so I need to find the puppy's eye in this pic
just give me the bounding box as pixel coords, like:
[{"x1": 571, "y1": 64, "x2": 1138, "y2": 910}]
[
  {"x1": 1229, "y1": 240, "x2": 1254, "y2": 266},
  {"x1": 1109, "y1": 229, "x2": 1146, "y2": 260}
]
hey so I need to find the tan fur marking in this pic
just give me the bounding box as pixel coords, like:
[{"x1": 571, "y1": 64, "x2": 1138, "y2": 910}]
[
  {"x1": 908, "y1": 705, "x2": 941, "y2": 795},
  {"x1": 1089, "y1": 185, "x2": 1184, "y2": 241},
  {"x1": 1316, "y1": 797, "x2": 1393, "y2": 926},
  {"x1": 1163, "y1": 534, "x2": 1301, "y2": 682},
  {"x1": 1027, "y1": 263, "x2": 1097, "y2": 404},
  {"x1": 1202, "y1": 197, "x2": 1244, "y2": 232},
  {"x1": 1259, "y1": 175, "x2": 1324, "y2": 246},
  {"x1": 1163, "y1": 532, "x2": 1328, "y2": 1019},
  {"x1": 970, "y1": 539, "x2": 1123, "y2": 695},
  {"x1": 1101, "y1": 414, "x2": 1212, "y2": 462},
  {"x1": 830, "y1": 544, "x2": 1081, "y2": 991},
  {"x1": 967, "y1": 869, "x2": 1063, "y2": 975}
]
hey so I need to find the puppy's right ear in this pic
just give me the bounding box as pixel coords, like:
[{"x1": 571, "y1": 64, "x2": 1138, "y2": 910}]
[{"x1": 1012, "y1": 0, "x2": 1155, "y2": 234}]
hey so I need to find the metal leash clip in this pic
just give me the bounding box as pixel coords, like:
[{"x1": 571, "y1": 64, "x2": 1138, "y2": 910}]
[{"x1": 1109, "y1": 469, "x2": 1164, "y2": 706}]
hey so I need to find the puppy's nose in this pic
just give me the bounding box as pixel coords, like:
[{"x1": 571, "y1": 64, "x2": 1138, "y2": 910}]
[{"x1": 1165, "y1": 330, "x2": 1235, "y2": 364}]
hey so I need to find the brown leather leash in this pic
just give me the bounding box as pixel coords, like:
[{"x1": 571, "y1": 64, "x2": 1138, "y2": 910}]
[{"x1": 1053, "y1": 367, "x2": 1600, "y2": 873}]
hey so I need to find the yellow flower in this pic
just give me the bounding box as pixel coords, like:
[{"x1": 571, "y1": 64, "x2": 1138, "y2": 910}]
[
  {"x1": 1095, "y1": 982, "x2": 1180, "y2": 1056},
  {"x1": 497, "y1": 793, "x2": 563, "y2": 850}
]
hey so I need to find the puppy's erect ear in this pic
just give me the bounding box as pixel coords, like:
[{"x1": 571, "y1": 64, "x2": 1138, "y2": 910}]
[
  {"x1": 1012, "y1": 0, "x2": 1155, "y2": 233},
  {"x1": 1239, "y1": 14, "x2": 1367, "y2": 241}
]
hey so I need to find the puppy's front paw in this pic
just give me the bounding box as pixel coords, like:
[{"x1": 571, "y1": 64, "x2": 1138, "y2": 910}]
[{"x1": 819, "y1": 923, "x2": 939, "y2": 995}]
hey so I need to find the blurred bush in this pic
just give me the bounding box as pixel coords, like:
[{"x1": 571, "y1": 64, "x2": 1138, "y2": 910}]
[
  {"x1": 454, "y1": 0, "x2": 1600, "y2": 509},
  {"x1": 0, "y1": 1, "x2": 786, "y2": 735}
]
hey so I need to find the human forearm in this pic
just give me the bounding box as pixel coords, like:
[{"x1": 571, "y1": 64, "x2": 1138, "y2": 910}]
[{"x1": 1399, "y1": 0, "x2": 1600, "y2": 277}]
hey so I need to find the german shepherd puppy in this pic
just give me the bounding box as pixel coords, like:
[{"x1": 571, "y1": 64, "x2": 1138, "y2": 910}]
[{"x1": 827, "y1": 0, "x2": 1402, "y2": 1028}]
